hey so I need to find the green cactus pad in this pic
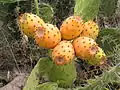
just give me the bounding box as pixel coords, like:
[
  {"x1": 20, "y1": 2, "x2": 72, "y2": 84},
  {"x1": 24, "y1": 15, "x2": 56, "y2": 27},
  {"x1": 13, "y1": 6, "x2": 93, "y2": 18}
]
[
  {"x1": 48, "y1": 61, "x2": 77, "y2": 88},
  {"x1": 23, "y1": 57, "x2": 77, "y2": 89},
  {"x1": 38, "y1": 57, "x2": 53, "y2": 76},
  {"x1": 74, "y1": 0, "x2": 100, "y2": 21},
  {"x1": 36, "y1": 82, "x2": 68, "y2": 90},
  {"x1": 23, "y1": 57, "x2": 53, "y2": 90},
  {"x1": 36, "y1": 82, "x2": 58, "y2": 90}
]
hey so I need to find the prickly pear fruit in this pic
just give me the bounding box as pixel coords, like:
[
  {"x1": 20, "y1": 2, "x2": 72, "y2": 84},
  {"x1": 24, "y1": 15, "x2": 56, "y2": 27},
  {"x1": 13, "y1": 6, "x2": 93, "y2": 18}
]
[
  {"x1": 60, "y1": 16, "x2": 84, "y2": 40},
  {"x1": 73, "y1": 36, "x2": 97, "y2": 60},
  {"x1": 35, "y1": 23, "x2": 61, "y2": 49},
  {"x1": 73, "y1": 36, "x2": 106, "y2": 65},
  {"x1": 48, "y1": 60, "x2": 77, "y2": 88},
  {"x1": 52, "y1": 41, "x2": 75, "y2": 65},
  {"x1": 18, "y1": 13, "x2": 45, "y2": 38},
  {"x1": 81, "y1": 20, "x2": 99, "y2": 40},
  {"x1": 88, "y1": 46, "x2": 107, "y2": 65}
]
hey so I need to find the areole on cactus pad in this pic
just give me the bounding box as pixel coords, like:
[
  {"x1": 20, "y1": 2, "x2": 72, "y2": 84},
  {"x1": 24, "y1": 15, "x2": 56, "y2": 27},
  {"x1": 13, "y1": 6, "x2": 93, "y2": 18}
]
[
  {"x1": 18, "y1": 13, "x2": 45, "y2": 38},
  {"x1": 35, "y1": 23, "x2": 61, "y2": 49},
  {"x1": 73, "y1": 36, "x2": 106, "y2": 65},
  {"x1": 60, "y1": 15, "x2": 84, "y2": 40},
  {"x1": 52, "y1": 40, "x2": 75, "y2": 65}
]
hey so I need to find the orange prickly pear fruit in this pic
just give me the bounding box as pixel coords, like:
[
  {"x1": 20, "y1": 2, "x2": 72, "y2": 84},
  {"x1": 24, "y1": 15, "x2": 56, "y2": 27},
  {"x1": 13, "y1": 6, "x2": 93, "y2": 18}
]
[
  {"x1": 60, "y1": 16, "x2": 84, "y2": 40},
  {"x1": 35, "y1": 23, "x2": 61, "y2": 49},
  {"x1": 18, "y1": 13, "x2": 45, "y2": 38},
  {"x1": 52, "y1": 41, "x2": 75, "y2": 65},
  {"x1": 81, "y1": 20, "x2": 99, "y2": 40},
  {"x1": 73, "y1": 36, "x2": 97, "y2": 60},
  {"x1": 73, "y1": 36, "x2": 106, "y2": 65}
]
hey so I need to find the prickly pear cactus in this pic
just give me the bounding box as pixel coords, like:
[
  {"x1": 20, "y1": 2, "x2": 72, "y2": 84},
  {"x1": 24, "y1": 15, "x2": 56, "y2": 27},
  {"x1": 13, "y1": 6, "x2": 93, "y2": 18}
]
[
  {"x1": 48, "y1": 60, "x2": 77, "y2": 88},
  {"x1": 74, "y1": 0, "x2": 100, "y2": 21},
  {"x1": 87, "y1": 46, "x2": 107, "y2": 65},
  {"x1": 23, "y1": 56, "x2": 76, "y2": 89},
  {"x1": 81, "y1": 20, "x2": 99, "y2": 40},
  {"x1": 36, "y1": 82, "x2": 68, "y2": 90},
  {"x1": 73, "y1": 36, "x2": 107, "y2": 65},
  {"x1": 60, "y1": 16, "x2": 84, "y2": 40},
  {"x1": 36, "y1": 82, "x2": 58, "y2": 90},
  {"x1": 35, "y1": 23, "x2": 61, "y2": 49},
  {"x1": 38, "y1": 3, "x2": 54, "y2": 23},
  {"x1": 73, "y1": 36, "x2": 97, "y2": 60},
  {"x1": 52, "y1": 40, "x2": 75, "y2": 65},
  {"x1": 18, "y1": 13, "x2": 45, "y2": 38},
  {"x1": 23, "y1": 57, "x2": 53, "y2": 90},
  {"x1": 23, "y1": 58, "x2": 40, "y2": 90}
]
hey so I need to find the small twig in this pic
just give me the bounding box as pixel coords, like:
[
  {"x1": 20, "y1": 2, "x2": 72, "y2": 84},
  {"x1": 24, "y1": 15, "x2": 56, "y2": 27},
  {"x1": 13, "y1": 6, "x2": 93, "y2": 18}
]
[{"x1": 0, "y1": 29, "x2": 21, "y2": 73}]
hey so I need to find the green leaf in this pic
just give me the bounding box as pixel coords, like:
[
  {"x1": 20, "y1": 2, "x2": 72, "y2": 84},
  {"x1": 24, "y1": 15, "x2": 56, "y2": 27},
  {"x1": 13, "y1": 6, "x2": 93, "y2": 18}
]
[
  {"x1": 23, "y1": 57, "x2": 53, "y2": 90},
  {"x1": 0, "y1": 0, "x2": 27, "y2": 3},
  {"x1": 74, "y1": 0, "x2": 100, "y2": 21},
  {"x1": 97, "y1": 28, "x2": 120, "y2": 65},
  {"x1": 100, "y1": 0, "x2": 118, "y2": 16}
]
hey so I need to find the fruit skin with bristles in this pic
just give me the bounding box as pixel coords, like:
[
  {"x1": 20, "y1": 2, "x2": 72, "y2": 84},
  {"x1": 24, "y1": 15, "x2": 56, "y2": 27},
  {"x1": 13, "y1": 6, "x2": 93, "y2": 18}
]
[
  {"x1": 73, "y1": 36, "x2": 97, "y2": 60},
  {"x1": 52, "y1": 41, "x2": 75, "y2": 65},
  {"x1": 88, "y1": 46, "x2": 107, "y2": 65},
  {"x1": 60, "y1": 16, "x2": 84, "y2": 40},
  {"x1": 18, "y1": 13, "x2": 45, "y2": 38},
  {"x1": 35, "y1": 23, "x2": 61, "y2": 49},
  {"x1": 81, "y1": 20, "x2": 99, "y2": 40},
  {"x1": 73, "y1": 36, "x2": 106, "y2": 65}
]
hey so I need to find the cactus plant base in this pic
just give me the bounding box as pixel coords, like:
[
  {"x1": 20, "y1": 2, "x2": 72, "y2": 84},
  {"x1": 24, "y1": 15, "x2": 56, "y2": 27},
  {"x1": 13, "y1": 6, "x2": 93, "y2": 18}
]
[
  {"x1": 48, "y1": 61, "x2": 77, "y2": 88},
  {"x1": 38, "y1": 57, "x2": 77, "y2": 88}
]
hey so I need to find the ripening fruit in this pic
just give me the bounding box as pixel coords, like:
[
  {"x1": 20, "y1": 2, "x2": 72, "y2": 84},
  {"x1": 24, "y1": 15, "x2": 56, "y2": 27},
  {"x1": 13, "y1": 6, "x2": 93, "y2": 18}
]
[
  {"x1": 60, "y1": 16, "x2": 84, "y2": 40},
  {"x1": 35, "y1": 23, "x2": 61, "y2": 49},
  {"x1": 18, "y1": 13, "x2": 45, "y2": 38},
  {"x1": 88, "y1": 46, "x2": 107, "y2": 65},
  {"x1": 52, "y1": 41, "x2": 75, "y2": 65},
  {"x1": 73, "y1": 36, "x2": 106, "y2": 65},
  {"x1": 81, "y1": 20, "x2": 99, "y2": 40},
  {"x1": 73, "y1": 36, "x2": 97, "y2": 60}
]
